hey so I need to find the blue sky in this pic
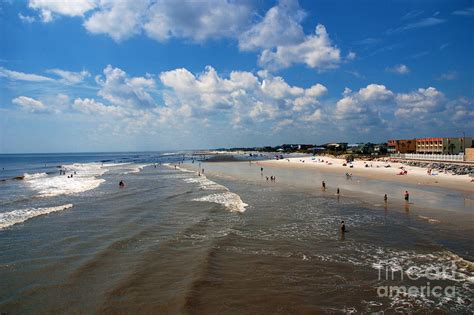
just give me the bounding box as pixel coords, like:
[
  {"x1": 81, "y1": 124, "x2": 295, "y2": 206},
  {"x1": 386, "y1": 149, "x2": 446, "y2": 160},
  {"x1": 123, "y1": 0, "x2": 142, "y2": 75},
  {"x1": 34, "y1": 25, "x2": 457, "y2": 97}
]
[{"x1": 1, "y1": 0, "x2": 473, "y2": 153}]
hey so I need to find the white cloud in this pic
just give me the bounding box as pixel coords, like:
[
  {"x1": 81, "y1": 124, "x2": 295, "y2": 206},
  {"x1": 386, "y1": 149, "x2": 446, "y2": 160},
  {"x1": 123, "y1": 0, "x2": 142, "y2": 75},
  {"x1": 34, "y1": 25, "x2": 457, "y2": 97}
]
[
  {"x1": 334, "y1": 84, "x2": 394, "y2": 132},
  {"x1": 47, "y1": 69, "x2": 90, "y2": 84},
  {"x1": 18, "y1": 13, "x2": 35, "y2": 23},
  {"x1": 239, "y1": 0, "x2": 305, "y2": 51},
  {"x1": 29, "y1": 0, "x2": 97, "y2": 22},
  {"x1": 395, "y1": 87, "x2": 445, "y2": 118},
  {"x1": 0, "y1": 67, "x2": 54, "y2": 82},
  {"x1": 96, "y1": 65, "x2": 156, "y2": 108},
  {"x1": 12, "y1": 96, "x2": 47, "y2": 112},
  {"x1": 144, "y1": 0, "x2": 251, "y2": 42},
  {"x1": 359, "y1": 84, "x2": 394, "y2": 101},
  {"x1": 73, "y1": 97, "x2": 127, "y2": 117},
  {"x1": 159, "y1": 66, "x2": 327, "y2": 125},
  {"x1": 259, "y1": 24, "x2": 341, "y2": 71},
  {"x1": 386, "y1": 64, "x2": 410, "y2": 75},
  {"x1": 84, "y1": 0, "x2": 148, "y2": 42}
]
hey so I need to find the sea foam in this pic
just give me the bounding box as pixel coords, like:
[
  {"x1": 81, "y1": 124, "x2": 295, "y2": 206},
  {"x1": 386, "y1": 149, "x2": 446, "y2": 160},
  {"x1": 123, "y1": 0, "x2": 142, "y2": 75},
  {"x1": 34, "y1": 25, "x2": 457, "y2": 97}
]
[
  {"x1": 25, "y1": 163, "x2": 106, "y2": 197},
  {"x1": 169, "y1": 164, "x2": 248, "y2": 213},
  {"x1": 0, "y1": 204, "x2": 73, "y2": 229},
  {"x1": 193, "y1": 192, "x2": 248, "y2": 213}
]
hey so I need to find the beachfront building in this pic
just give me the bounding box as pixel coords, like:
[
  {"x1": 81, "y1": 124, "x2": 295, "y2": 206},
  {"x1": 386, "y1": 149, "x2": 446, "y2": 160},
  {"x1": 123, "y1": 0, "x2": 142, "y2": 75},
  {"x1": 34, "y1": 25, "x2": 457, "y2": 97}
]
[
  {"x1": 387, "y1": 139, "x2": 416, "y2": 154},
  {"x1": 416, "y1": 137, "x2": 472, "y2": 154}
]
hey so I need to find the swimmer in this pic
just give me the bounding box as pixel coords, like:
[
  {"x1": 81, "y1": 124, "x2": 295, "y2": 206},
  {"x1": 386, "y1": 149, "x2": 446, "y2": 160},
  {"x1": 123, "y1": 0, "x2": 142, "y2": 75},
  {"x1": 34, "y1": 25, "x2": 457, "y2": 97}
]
[{"x1": 340, "y1": 221, "x2": 346, "y2": 233}]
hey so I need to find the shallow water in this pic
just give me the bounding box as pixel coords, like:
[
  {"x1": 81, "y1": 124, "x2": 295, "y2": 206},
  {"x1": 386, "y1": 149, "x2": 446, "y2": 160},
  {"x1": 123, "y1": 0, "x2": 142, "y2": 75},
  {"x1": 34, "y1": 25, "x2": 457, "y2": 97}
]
[{"x1": 0, "y1": 154, "x2": 473, "y2": 313}]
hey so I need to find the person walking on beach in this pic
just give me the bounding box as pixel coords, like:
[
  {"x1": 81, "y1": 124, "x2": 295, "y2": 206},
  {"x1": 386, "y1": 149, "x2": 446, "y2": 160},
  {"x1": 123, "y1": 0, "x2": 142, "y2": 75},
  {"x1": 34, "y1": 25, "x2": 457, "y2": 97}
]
[{"x1": 404, "y1": 191, "x2": 409, "y2": 202}]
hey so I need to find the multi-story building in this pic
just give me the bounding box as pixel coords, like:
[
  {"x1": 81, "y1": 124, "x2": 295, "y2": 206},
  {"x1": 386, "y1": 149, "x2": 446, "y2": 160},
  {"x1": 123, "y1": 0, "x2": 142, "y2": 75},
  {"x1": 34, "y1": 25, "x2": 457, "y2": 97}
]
[
  {"x1": 416, "y1": 137, "x2": 472, "y2": 154},
  {"x1": 387, "y1": 139, "x2": 416, "y2": 153}
]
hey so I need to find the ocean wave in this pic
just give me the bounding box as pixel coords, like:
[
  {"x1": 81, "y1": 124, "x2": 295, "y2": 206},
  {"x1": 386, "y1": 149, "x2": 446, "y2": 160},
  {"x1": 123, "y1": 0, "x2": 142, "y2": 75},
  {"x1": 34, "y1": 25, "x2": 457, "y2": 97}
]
[
  {"x1": 23, "y1": 172, "x2": 48, "y2": 180},
  {"x1": 183, "y1": 177, "x2": 224, "y2": 190},
  {"x1": 0, "y1": 204, "x2": 73, "y2": 229},
  {"x1": 120, "y1": 164, "x2": 150, "y2": 174},
  {"x1": 25, "y1": 163, "x2": 106, "y2": 197},
  {"x1": 193, "y1": 192, "x2": 248, "y2": 213},
  {"x1": 172, "y1": 165, "x2": 247, "y2": 213}
]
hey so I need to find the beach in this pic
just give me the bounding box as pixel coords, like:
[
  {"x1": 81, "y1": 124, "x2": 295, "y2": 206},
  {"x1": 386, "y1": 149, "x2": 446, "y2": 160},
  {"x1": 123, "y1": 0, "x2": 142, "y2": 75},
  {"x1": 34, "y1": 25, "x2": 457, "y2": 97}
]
[
  {"x1": 0, "y1": 152, "x2": 473, "y2": 314},
  {"x1": 259, "y1": 155, "x2": 474, "y2": 193}
]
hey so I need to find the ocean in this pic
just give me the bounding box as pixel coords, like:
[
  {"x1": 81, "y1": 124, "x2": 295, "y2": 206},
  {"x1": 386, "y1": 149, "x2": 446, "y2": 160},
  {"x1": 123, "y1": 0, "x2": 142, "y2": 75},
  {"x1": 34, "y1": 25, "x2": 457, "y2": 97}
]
[{"x1": 0, "y1": 152, "x2": 472, "y2": 313}]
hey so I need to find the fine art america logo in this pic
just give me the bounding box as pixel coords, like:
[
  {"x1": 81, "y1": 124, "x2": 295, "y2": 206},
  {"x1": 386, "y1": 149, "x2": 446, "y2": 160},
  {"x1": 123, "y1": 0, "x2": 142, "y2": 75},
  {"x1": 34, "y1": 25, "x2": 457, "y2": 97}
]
[{"x1": 375, "y1": 261, "x2": 466, "y2": 298}]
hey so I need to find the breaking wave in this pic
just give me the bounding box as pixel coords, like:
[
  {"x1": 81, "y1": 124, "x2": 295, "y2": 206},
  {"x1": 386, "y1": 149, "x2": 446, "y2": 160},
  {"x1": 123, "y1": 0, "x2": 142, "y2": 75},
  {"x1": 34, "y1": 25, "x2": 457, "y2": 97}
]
[{"x1": 0, "y1": 204, "x2": 73, "y2": 229}]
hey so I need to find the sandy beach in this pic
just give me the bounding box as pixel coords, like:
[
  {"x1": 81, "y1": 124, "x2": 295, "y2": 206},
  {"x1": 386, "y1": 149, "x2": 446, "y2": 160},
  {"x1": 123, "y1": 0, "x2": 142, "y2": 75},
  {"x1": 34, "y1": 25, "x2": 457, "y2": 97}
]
[{"x1": 259, "y1": 155, "x2": 474, "y2": 193}]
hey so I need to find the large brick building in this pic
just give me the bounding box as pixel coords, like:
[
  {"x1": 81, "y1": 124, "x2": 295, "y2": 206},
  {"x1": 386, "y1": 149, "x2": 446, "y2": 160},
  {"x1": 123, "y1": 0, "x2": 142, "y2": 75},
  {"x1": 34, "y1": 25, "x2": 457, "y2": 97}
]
[{"x1": 387, "y1": 139, "x2": 416, "y2": 153}]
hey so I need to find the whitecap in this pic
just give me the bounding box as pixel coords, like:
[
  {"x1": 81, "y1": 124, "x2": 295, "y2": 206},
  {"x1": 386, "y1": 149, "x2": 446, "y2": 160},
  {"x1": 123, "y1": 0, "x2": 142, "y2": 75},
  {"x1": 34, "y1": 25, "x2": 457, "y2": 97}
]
[
  {"x1": 26, "y1": 163, "x2": 106, "y2": 197},
  {"x1": 23, "y1": 172, "x2": 48, "y2": 180},
  {"x1": 0, "y1": 204, "x2": 73, "y2": 229},
  {"x1": 193, "y1": 192, "x2": 248, "y2": 213}
]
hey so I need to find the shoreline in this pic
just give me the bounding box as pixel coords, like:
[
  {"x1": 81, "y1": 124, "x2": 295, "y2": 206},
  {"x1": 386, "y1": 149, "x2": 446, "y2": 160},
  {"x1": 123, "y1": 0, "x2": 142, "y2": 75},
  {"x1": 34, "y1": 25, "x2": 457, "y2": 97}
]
[{"x1": 257, "y1": 156, "x2": 474, "y2": 193}]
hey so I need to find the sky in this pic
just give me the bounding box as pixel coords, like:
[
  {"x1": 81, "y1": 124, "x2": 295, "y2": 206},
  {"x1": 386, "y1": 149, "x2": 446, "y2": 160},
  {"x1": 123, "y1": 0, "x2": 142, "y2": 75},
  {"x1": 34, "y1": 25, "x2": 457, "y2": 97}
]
[{"x1": 0, "y1": 0, "x2": 473, "y2": 153}]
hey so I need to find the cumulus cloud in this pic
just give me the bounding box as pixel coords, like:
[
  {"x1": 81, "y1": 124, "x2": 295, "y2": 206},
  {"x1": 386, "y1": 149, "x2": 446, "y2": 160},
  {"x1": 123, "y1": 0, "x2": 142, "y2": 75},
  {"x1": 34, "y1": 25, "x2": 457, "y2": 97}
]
[
  {"x1": 259, "y1": 24, "x2": 341, "y2": 71},
  {"x1": 386, "y1": 64, "x2": 410, "y2": 75},
  {"x1": 96, "y1": 65, "x2": 156, "y2": 108},
  {"x1": 73, "y1": 97, "x2": 127, "y2": 117},
  {"x1": 239, "y1": 0, "x2": 305, "y2": 51},
  {"x1": 395, "y1": 87, "x2": 445, "y2": 118},
  {"x1": 25, "y1": 0, "x2": 348, "y2": 73},
  {"x1": 333, "y1": 84, "x2": 395, "y2": 134},
  {"x1": 12, "y1": 96, "x2": 48, "y2": 112},
  {"x1": 159, "y1": 65, "x2": 327, "y2": 124},
  {"x1": 84, "y1": 0, "x2": 148, "y2": 42},
  {"x1": 8, "y1": 63, "x2": 467, "y2": 139},
  {"x1": 144, "y1": 0, "x2": 251, "y2": 42},
  {"x1": 28, "y1": 0, "x2": 97, "y2": 22}
]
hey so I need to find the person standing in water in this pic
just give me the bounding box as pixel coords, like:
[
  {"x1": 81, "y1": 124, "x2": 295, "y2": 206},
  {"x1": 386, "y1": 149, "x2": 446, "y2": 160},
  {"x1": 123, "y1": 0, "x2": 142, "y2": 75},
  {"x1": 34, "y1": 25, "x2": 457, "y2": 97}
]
[
  {"x1": 119, "y1": 180, "x2": 125, "y2": 188},
  {"x1": 404, "y1": 190, "x2": 409, "y2": 202},
  {"x1": 322, "y1": 180, "x2": 326, "y2": 190},
  {"x1": 384, "y1": 194, "x2": 388, "y2": 203},
  {"x1": 336, "y1": 188, "x2": 340, "y2": 195},
  {"x1": 340, "y1": 221, "x2": 346, "y2": 233}
]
